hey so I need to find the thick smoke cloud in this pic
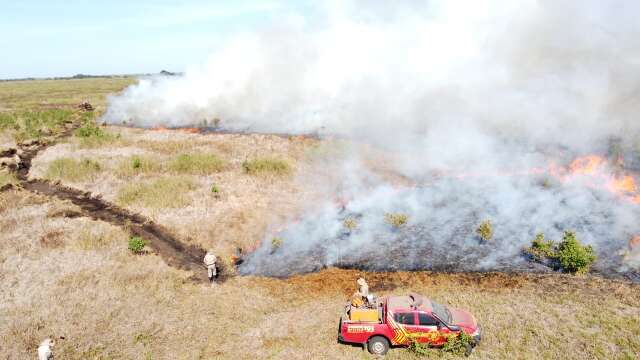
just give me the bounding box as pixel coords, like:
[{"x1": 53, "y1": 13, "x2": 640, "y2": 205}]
[{"x1": 104, "y1": 0, "x2": 640, "y2": 278}]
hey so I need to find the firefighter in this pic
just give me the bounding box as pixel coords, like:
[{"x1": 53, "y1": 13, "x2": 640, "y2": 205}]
[
  {"x1": 356, "y1": 277, "x2": 369, "y2": 298},
  {"x1": 351, "y1": 277, "x2": 369, "y2": 307},
  {"x1": 203, "y1": 251, "x2": 217, "y2": 284}
]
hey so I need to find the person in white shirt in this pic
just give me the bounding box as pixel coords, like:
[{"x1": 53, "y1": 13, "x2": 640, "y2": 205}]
[
  {"x1": 37, "y1": 338, "x2": 55, "y2": 360},
  {"x1": 203, "y1": 251, "x2": 217, "y2": 284}
]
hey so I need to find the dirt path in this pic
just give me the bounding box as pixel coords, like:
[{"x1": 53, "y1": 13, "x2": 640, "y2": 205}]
[
  {"x1": 23, "y1": 179, "x2": 207, "y2": 279},
  {"x1": 1, "y1": 120, "x2": 209, "y2": 281}
]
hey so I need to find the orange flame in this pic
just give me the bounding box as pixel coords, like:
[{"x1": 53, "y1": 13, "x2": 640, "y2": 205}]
[
  {"x1": 568, "y1": 155, "x2": 607, "y2": 175},
  {"x1": 430, "y1": 154, "x2": 640, "y2": 204},
  {"x1": 560, "y1": 155, "x2": 639, "y2": 203}
]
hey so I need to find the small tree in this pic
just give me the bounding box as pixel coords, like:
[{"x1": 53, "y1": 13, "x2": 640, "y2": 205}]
[
  {"x1": 527, "y1": 233, "x2": 556, "y2": 261},
  {"x1": 128, "y1": 236, "x2": 146, "y2": 254},
  {"x1": 476, "y1": 220, "x2": 493, "y2": 242},
  {"x1": 556, "y1": 231, "x2": 596, "y2": 274}
]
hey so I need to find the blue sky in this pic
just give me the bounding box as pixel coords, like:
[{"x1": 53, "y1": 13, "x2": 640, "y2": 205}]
[{"x1": 0, "y1": 0, "x2": 317, "y2": 79}]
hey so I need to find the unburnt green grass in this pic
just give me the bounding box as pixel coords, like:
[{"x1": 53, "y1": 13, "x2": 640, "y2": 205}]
[
  {"x1": 169, "y1": 153, "x2": 226, "y2": 174},
  {"x1": 116, "y1": 176, "x2": 197, "y2": 208},
  {"x1": 0, "y1": 109, "x2": 94, "y2": 142},
  {"x1": 242, "y1": 157, "x2": 291, "y2": 175},
  {"x1": 45, "y1": 158, "x2": 102, "y2": 182},
  {"x1": 0, "y1": 170, "x2": 18, "y2": 187},
  {"x1": 116, "y1": 153, "x2": 226, "y2": 178},
  {"x1": 0, "y1": 77, "x2": 136, "y2": 111},
  {"x1": 74, "y1": 123, "x2": 120, "y2": 148},
  {"x1": 116, "y1": 155, "x2": 162, "y2": 177}
]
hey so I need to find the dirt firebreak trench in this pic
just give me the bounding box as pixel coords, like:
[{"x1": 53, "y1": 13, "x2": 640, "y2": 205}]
[{"x1": 1, "y1": 122, "x2": 209, "y2": 282}]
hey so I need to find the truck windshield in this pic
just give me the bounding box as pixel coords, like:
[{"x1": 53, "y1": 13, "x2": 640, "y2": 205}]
[{"x1": 431, "y1": 301, "x2": 451, "y2": 323}]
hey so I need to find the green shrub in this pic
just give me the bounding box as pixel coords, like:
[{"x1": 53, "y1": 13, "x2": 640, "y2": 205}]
[
  {"x1": 169, "y1": 153, "x2": 225, "y2": 174},
  {"x1": 442, "y1": 331, "x2": 475, "y2": 356},
  {"x1": 242, "y1": 157, "x2": 291, "y2": 175},
  {"x1": 45, "y1": 158, "x2": 101, "y2": 182},
  {"x1": 406, "y1": 331, "x2": 474, "y2": 357},
  {"x1": 524, "y1": 231, "x2": 597, "y2": 274},
  {"x1": 128, "y1": 236, "x2": 146, "y2": 254},
  {"x1": 407, "y1": 339, "x2": 432, "y2": 356},
  {"x1": 556, "y1": 231, "x2": 597, "y2": 274},
  {"x1": 210, "y1": 184, "x2": 220, "y2": 194},
  {"x1": 476, "y1": 220, "x2": 493, "y2": 242},
  {"x1": 116, "y1": 176, "x2": 197, "y2": 208},
  {"x1": 527, "y1": 233, "x2": 556, "y2": 261},
  {"x1": 384, "y1": 213, "x2": 408, "y2": 228}
]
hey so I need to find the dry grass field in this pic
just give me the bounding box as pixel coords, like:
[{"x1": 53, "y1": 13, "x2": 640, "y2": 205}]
[{"x1": 1, "y1": 78, "x2": 639, "y2": 359}]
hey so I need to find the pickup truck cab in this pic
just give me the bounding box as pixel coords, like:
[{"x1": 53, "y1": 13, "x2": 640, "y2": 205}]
[{"x1": 338, "y1": 294, "x2": 481, "y2": 355}]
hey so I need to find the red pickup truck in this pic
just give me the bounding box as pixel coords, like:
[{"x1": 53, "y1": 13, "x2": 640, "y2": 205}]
[{"x1": 338, "y1": 294, "x2": 481, "y2": 355}]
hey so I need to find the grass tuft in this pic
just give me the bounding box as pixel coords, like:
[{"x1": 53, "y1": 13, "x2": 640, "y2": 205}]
[
  {"x1": 116, "y1": 155, "x2": 160, "y2": 177},
  {"x1": 75, "y1": 226, "x2": 123, "y2": 250},
  {"x1": 45, "y1": 158, "x2": 101, "y2": 182},
  {"x1": 117, "y1": 176, "x2": 197, "y2": 208},
  {"x1": 169, "y1": 153, "x2": 226, "y2": 174},
  {"x1": 242, "y1": 157, "x2": 291, "y2": 175},
  {"x1": 74, "y1": 123, "x2": 118, "y2": 147}
]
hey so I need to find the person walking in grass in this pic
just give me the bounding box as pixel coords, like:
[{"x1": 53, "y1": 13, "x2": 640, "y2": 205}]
[{"x1": 204, "y1": 251, "x2": 218, "y2": 284}]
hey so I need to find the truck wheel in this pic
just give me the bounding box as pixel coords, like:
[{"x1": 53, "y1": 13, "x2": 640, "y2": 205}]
[
  {"x1": 367, "y1": 336, "x2": 389, "y2": 355},
  {"x1": 464, "y1": 343, "x2": 473, "y2": 357}
]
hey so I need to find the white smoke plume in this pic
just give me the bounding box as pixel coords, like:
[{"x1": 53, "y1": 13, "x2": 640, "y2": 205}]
[{"x1": 104, "y1": 0, "x2": 640, "y2": 278}]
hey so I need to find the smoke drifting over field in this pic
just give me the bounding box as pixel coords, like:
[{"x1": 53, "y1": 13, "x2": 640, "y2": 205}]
[{"x1": 105, "y1": 1, "x2": 640, "y2": 278}]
